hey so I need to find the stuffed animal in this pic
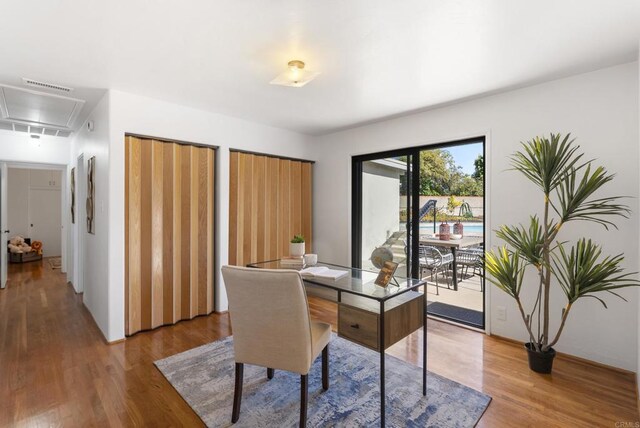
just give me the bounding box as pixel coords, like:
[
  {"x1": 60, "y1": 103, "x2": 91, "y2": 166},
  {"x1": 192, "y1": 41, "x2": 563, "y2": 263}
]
[
  {"x1": 7, "y1": 236, "x2": 32, "y2": 254},
  {"x1": 31, "y1": 241, "x2": 43, "y2": 255}
]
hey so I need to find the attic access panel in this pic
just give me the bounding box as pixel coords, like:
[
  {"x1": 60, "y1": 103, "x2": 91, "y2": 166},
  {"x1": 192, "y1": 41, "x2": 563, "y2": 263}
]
[{"x1": 0, "y1": 84, "x2": 84, "y2": 128}]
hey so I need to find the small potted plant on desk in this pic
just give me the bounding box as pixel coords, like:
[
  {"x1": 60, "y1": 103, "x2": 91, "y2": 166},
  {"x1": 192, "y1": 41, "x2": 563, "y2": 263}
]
[
  {"x1": 485, "y1": 133, "x2": 639, "y2": 374},
  {"x1": 290, "y1": 234, "x2": 306, "y2": 257}
]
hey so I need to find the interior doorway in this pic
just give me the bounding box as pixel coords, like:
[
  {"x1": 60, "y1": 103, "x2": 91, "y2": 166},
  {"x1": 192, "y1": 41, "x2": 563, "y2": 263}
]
[{"x1": 0, "y1": 162, "x2": 69, "y2": 289}]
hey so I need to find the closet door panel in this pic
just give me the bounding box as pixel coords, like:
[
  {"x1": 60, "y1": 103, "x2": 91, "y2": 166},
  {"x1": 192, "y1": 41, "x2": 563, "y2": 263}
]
[
  {"x1": 162, "y1": 143, "x2": 175, "y2": 324},
  {"x1": 126, "y1": 136, "x2": 142, "y2": 335},
  {"x1": 301, "y1": 162, "x2": 313, "y2": 254},
  {"x1": 151, "y1": 140, "x2": 164, "y2": 329},
  {"x1": 125, "y1": 137, "x2": 215, "y2": 336},
  {"x1": 228, "y1": 152, "x2": 312, "y2": 268}
]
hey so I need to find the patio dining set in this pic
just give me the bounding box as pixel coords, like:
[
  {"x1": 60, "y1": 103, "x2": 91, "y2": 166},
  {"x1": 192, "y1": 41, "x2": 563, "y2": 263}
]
[{"x1": 418, "y1": 235, "x2": 484, "y2": 295}]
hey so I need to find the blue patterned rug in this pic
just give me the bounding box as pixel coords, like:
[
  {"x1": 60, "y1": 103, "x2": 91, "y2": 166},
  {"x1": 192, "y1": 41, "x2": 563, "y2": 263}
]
[{"x1": 155, "y1": 335, "x2": 491, "y2": 427}]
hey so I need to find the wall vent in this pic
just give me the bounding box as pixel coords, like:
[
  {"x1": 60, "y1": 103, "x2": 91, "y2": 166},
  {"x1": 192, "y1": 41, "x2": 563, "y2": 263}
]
[{"x1": 22, "y1": 78, "x2": 73, "y2": 93}]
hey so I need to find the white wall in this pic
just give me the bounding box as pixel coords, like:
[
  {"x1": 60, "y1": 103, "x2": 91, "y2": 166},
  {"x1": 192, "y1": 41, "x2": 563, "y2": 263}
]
[
  {"x1": 0, "y1": 131, "x2": 71, "y2": 165},
  {"x1": 92, "y1": 90, "x2": 313, "y2": 342},
  {"x1": 312, "y1": 62, "x2": 639, "y2": 371},
  {"x1": 70, "y1": 92, "x2": 111, "y2": 339}
]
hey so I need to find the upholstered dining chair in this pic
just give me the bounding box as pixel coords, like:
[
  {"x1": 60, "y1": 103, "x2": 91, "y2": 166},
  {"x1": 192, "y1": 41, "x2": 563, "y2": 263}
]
[{"x1": 221, "y1": 266, "x2": 332, "y2": 427}]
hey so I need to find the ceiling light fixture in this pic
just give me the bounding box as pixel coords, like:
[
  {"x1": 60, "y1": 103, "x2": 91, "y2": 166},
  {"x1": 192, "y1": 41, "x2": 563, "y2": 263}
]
[{"x1": 270, "y1": 60, "x2": 319, "y2": 88}]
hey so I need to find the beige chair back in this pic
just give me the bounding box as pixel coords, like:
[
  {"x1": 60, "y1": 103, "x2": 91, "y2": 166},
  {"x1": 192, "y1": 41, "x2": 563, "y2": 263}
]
[{"x1": 221, "y1": 266, "x2": 314, "y2": 375}]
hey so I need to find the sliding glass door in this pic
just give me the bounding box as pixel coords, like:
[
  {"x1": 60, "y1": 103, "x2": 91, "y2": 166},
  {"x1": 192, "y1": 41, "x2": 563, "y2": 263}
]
[{"x1": 352, "y1": 138, "x2": 485, "y2": 329}]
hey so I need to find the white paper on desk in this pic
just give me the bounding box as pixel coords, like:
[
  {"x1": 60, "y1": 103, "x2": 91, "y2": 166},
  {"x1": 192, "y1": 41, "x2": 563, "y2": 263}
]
[{"x1": 300, "y1": 266, "x2": 348, "y2": 280}]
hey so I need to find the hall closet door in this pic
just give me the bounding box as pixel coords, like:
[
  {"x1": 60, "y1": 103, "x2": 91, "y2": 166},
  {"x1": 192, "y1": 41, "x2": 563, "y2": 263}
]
[
  {"x1": 125, "y1": 135, "x2": 215, "y2": 336},
  {"x1": 229, "y1": 151, "x2": 312, "y2": 267}
]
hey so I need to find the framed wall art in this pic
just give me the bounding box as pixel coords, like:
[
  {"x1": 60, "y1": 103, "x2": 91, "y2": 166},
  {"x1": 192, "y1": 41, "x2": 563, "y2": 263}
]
[{"x1": 87, "y1": 156, "x2": 95, "y2": 234}]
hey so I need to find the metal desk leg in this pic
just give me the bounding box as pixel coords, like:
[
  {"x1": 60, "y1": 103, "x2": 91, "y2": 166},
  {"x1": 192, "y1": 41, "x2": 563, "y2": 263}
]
[
  {"x1": 379, "y1": 300, "x2": 386, "y2": 427},
  {"x1": 451, "y1": 247, "x2": 458, "y2": 291},
  {"x1": 423, "y1": 286, "x2": 427, "y2": 396}
]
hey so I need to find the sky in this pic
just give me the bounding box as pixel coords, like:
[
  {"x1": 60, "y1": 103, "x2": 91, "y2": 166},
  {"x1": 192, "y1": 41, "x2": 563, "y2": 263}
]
[{"x1": 444, "y1": 142, "x2": 483, "y2": 175}]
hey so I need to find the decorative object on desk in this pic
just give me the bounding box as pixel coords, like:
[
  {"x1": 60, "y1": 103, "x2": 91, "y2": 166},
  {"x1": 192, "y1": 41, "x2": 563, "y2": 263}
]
[
  {"x1": 374, "y1": 260, "x2": 398, "y2": 287},
  {"x1": 289, "y1": 234, "x2": 305, "y2": 257},
  {"x1": 485, "y1": 133, "x2": 640, "y2": 374},
  {"x1": 438, "y1": 221, "x2": 450, "y2": 241},
  {"x1": 450, "y1": 233, "x2": 462, "y2": 240},
  {"x1": 304, "y1": 253, "x2": 318, "y2": 266},
  {"x1": 155, "y1": 335, "x2": 491, "y2": 427},
  {"x1": 86, "y1": 156, "x2": 95, "y2": 234},
  {"x1": 300, "y1": 266, "x2": 348, "y2": 280},
  {"x1": 370, "y1": 246, "x2": 394, "y2": 269},
  {"x1": 70, "y1": 167, "x2": 75, "y2": 224},
  {"x1": 280, "y1": 256, "x2": 305, "y2": 268}
]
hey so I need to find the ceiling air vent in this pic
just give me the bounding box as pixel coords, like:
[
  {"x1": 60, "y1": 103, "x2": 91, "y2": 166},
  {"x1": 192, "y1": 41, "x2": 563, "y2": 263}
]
[{"x1": 22, "y1": 78, "x2": 73, "y2": 93}]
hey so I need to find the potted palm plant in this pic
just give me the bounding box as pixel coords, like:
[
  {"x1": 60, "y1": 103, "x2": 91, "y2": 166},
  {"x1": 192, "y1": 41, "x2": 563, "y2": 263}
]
[{"x1": 485, "y1": 133, "x2": 639, "y2": 373}]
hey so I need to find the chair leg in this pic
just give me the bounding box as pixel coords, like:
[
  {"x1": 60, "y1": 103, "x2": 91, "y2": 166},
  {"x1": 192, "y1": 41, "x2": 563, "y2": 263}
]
[
  {"x1": 322, "y1": 345, "x2": 329, "y2": 391},
  {"x1": 232, "y1": 363, "x2": 244, "y2": 423},
  {"x1": 267, "y1": 368, "x2": 274, "y2": 379},
  {"x1": 300, "y1": 374, "x2": 308, "y2": 427},
  {"x1": 434, "y1": 269, "x2": 439, "y2": 295}
]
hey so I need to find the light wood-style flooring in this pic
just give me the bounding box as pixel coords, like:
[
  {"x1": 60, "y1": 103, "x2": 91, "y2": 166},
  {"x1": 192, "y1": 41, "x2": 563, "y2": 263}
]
[{"x1": 0, "y1": 261, "x2": 638, "y2": 426}]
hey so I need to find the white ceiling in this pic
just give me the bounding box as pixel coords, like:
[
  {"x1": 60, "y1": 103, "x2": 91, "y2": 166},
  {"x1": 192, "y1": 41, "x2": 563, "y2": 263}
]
[{"x1": 1, "y1": 0, "x2": 639, "y2": 135}]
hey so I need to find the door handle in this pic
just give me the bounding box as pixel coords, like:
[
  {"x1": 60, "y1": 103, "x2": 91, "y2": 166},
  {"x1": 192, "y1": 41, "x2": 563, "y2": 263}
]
[
  {"x1": 3, "y1": 230, "x2": 9, "y2": 234},
  {"x1": 350, "y1": 323, "x2": 360, "y2": 329}
]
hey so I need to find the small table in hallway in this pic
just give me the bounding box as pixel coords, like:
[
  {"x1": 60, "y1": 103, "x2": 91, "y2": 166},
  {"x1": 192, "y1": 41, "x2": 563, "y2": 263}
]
[{"x1": 419, "y1": 235, "x2": 483, "y2": 291}]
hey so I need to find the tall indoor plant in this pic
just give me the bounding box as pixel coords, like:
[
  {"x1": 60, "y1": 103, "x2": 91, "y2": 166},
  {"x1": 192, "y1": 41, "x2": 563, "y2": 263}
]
[{"x1": 485, "y1": 133, "x2": 639, "y2": 373}]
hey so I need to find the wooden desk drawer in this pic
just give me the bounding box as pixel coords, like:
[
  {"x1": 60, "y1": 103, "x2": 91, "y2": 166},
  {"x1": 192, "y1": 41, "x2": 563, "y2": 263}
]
[{"x1": 338, "y1": 304, "x2": 379, "y2": 350}]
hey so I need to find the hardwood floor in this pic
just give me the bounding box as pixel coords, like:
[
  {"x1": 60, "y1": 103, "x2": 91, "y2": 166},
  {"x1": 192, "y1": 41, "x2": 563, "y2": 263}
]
[{"x1": 0, "y1": 261, "x2": 638, "y2": 427}]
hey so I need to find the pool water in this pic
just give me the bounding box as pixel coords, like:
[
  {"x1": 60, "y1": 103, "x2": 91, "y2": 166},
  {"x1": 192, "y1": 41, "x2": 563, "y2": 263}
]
[{"x1": 420, "y1": 222, "x2": 484, "y2": 234}]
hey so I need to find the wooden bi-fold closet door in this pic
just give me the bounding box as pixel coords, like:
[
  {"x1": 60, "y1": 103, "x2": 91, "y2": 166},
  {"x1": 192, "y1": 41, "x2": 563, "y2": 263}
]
[
  {"x1": 125, "y1": 135, "x2": 215, "y2": 336},
  {"x1": 228, "y1": 151, "x2": 312, "y2": 267}
]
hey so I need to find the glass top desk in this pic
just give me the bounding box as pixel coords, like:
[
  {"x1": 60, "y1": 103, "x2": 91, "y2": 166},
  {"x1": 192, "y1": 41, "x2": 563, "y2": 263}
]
[{"x1": 247, "y1": 260, "x2": 428, "y2": 427}]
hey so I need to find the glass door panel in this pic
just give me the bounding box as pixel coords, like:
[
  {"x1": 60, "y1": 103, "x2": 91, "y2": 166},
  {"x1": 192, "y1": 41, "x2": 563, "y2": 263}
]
[{"x1": 358, "y1": 155, "x2": 413, "y2": 279}]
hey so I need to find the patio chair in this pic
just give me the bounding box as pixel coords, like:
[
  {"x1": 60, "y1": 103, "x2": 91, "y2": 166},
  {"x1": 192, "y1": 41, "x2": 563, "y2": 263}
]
[
  {"x1": 456, "y1": 248, "x2": 484, "y2": 291},
  {"x1": 419, "y1": 245, "x2": 454, "y2": 295}
]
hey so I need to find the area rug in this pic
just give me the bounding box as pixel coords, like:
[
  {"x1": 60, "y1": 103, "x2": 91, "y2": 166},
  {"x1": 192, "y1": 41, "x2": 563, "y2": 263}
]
[
  {"x1": 427, "y1": 302, "x2": 484, "y2": 329},
  {"x1": 48, "y1": 257, "x2": 62, "y2": 269},
  {"x1": 155, "y1": 335, "x2": 491, "y2": 427}
]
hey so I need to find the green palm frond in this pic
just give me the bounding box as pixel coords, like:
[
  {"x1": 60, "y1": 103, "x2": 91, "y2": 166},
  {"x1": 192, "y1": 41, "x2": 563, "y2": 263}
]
[
  {"x1": 551, "y1": 238, "x2": 639, "y2": 306},
  {"x1": 495, "y1": 216, "x2": 544, "y2": 267},
  {"x1": 552, "y1": 164, "x2": 629, "y2": 230},
  {"x1": 485, "y1": 247, "x2": 526, "y2": 299},
  {"x1": 510, "y1": 133, "x2": 585, "y2": 194}
]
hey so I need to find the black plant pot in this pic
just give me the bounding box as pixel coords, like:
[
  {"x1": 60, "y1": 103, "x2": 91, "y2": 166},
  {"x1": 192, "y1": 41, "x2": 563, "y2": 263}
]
[{"x1": 525, "y1": 343, "x2": 556, "y2": 374}]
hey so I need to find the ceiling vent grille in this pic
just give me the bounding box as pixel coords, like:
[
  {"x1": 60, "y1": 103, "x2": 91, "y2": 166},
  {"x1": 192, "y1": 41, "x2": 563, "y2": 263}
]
[{"x1": 22, "y1": 78, "x2": 73, "y2": 93}]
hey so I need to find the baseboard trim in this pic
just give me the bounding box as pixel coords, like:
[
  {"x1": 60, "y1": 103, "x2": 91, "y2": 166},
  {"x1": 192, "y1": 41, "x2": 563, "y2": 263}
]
[{"x1": 491, "y1": 334, "x2": 635, "y2": 376}]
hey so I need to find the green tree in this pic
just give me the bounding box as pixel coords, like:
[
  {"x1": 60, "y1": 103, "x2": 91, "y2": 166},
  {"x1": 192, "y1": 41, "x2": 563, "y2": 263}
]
[{"x1": 472, "y1": 154, "x2": 484, "y2": 182}]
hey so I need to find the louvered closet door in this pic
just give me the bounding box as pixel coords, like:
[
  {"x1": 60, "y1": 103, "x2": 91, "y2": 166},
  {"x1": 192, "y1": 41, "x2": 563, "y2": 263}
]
[
  {"x1": 229, "y1": 151, "x2": 312, "y2": 267},
  {"x1": 125, "y1": 136, "x2": 215, "y2": 336}
]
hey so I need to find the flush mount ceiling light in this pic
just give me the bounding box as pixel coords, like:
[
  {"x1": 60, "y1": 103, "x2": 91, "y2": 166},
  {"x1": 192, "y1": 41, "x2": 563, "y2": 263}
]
[{"x1": 270, "y1": 60, "x2": 319, "y2": 88}]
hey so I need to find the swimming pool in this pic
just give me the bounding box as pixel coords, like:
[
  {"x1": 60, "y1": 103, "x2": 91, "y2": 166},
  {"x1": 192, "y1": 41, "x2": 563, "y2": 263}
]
[{"x1": 420, "y1": 222, "x2": 484, "y2": 234}]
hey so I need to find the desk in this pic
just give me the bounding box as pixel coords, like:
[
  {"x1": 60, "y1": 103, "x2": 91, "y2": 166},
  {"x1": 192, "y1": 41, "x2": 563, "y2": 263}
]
[
  {"x1": 248, "y1": 260, "x2": 427, "y2": 428},
  {"x1": 419, "y1": 235, "x2": 483, "y2": 291}
]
